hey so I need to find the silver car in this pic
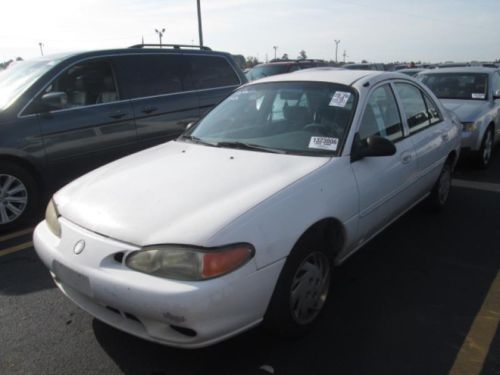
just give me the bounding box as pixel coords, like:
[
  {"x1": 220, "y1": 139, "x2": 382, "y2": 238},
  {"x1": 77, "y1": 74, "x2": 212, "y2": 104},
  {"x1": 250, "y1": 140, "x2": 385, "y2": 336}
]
[{"x1": 418, "y1": 67, "x2": 500, "y2": 167}]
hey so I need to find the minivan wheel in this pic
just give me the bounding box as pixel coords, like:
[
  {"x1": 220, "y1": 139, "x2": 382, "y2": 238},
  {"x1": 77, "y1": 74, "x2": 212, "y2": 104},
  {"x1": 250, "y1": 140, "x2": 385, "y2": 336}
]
[
  {"x1": 0, "y1": 162, "x2": 39, "y2": 231},
  {"x1": 263, "y1": 237, "x2": 331, "y2": 337},
  {"x1": 477, "y1": 128, "x2": 494, "y2": 169},
  {"x1": 425, "y1": 161, "x2": 452, "y2": 212}
]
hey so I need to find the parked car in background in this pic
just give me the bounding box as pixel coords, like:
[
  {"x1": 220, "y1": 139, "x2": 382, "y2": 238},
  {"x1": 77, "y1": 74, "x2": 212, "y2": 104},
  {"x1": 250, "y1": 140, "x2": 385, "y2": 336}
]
[
  {"x1": 246, "y1": 60, "x2": 328, "y2": 81},
  {"x1": 343, "y1": 63, "x2": 385, "y2": 71},
  {"x1": 0, "y1": 44, "x2": 246, "y2": 230},
  {"x1": 419, "y1": 67, "x2": 500, "y2": 167},
  {"x1": 34, "y1": 69, "x2": 460, "y2": 349},
  {"x1": 398, "y1": 68, "x2": 425, "y2": 77}
]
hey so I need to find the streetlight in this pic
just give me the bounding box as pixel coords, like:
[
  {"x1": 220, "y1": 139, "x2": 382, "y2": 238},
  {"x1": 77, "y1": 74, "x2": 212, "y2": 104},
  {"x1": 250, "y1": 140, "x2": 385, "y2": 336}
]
[
  {"x1": 334, "y1": 40, "x2": 340, "y2": 63},
  {"x1": 273, "y1": 46, "x2": 278, "y2": 60},
  {"x1": 197, "y1": 0, "x2": 204, "y2": 46},
  {"x1": 38, "y1": 42, "x2": 44, "y2": 56},
  {"x1": 155, "y1": 28, "x2": 165, "y2": 47}
]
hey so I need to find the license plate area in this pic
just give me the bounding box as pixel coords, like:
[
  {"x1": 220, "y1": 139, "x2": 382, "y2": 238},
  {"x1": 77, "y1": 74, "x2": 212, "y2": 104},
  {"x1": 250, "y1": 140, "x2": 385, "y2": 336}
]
[{"x1": 52, "y1": 260, "x2": 92, "y2": 297}]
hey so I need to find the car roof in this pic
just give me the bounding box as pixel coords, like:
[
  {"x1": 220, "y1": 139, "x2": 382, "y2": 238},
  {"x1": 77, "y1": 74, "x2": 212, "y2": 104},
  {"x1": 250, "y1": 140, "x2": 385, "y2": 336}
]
[
  {"x1": 422, "y1": 67, "x2": 498, "y2": 74},
  {"x1": 245, "y1": 69, "x2": 406, "y2": 87}
]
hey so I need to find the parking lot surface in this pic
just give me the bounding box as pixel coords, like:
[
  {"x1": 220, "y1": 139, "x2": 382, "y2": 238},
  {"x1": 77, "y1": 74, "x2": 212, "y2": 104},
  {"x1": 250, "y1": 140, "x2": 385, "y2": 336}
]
[{"x1": 0, "y1": 152, "x2": 499, "y2": 375}]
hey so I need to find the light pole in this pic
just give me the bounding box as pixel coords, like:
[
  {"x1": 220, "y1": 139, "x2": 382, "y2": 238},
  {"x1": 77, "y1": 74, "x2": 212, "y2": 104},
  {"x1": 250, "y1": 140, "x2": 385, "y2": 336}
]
[
  {"x1": 197, "y1": 0, "x2": 204, "y2": 46},
  {"x1": 343, "y1": 50, "x2": 347, "y2": 63},
  {"x1": 334, "y1": 40, "x2": 340, "y2": 63},
  {"x1": 155, "y1": 28, "x2": 165, "y2": 47},
  {"x1": 38, "y1": 42, "x2": 44, "y2": 56},
  {"x1": 273, "y1": 46, "x2": 278, "y2": 60}
]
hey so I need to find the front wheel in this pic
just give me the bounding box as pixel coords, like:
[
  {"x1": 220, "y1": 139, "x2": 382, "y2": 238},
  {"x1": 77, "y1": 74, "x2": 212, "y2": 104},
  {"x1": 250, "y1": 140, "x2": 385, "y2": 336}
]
[
  {"x1": 263, "y1": 237, "x2": 331, "y2": 337},
  {"x1": 0, "y1": 162, "x2": 39, "y2": 231}
]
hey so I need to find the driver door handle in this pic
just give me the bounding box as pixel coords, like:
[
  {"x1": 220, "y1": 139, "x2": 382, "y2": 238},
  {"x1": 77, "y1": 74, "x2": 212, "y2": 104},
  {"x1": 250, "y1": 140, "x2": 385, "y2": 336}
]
[{"x1": 401, "y1": 151, "x2": 413, "y2": 164}]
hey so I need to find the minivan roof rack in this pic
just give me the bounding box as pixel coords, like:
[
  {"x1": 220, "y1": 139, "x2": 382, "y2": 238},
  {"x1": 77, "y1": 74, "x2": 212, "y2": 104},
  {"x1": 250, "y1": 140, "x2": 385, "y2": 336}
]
[{"x1": 129, "y1": 44, "x2": 212, "y2": 51}]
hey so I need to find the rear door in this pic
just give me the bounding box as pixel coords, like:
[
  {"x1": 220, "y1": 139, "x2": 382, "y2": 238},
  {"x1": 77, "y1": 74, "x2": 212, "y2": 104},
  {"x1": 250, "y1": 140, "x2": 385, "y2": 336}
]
[
  {"x1": 393, "y1": 82, "x2": 451, "y2": 194},
  {"x1": 113, "y1": 54, "x2": 200, "y2": 150},
  {"x1": 187, "y1": 54, "x2": 243, "y2": 116},
  {"x1": 351, "y1": 83, "x2": 419, "y2": 241},
  {"x1": 29, "y1": 58, "x2": 136, "y2": 187}
]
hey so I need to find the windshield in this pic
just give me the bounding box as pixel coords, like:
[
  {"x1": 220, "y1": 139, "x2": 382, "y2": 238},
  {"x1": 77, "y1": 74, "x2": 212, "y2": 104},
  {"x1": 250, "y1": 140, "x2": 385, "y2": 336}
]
[
  {"x1": 0, "y1": 58, "x2": 62, "y2": 110},
  {"x1": 420, "y1": 73, "x2": 488, "y2": 100},
  {"x1": 182, "y1": 81, "x2": 357, "y2": 156},
  {"x1": 246, "y1": 65, "x2": 291, "y2": 81}
]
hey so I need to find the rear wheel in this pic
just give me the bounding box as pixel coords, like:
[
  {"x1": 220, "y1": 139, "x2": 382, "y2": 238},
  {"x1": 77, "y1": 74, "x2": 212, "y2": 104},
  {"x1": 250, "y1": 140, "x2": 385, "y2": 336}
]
[
  {"x1": 425, "y1": 160, "x2": 452, "y2": 212},
  {"x1": 263, "y1": 235, "x2": 331, "y2": 337},
  {"x1": 477, "y1": 128, "x2": 494, "y2": 169},
  {"x1": 0, "y1": 162, "x2": 39, "y2": 231}
]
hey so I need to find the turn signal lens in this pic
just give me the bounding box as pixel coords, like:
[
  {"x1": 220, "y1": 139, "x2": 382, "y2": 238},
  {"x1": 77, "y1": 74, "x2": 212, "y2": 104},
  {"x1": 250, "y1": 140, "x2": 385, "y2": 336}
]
[
  {"x1": 462, "y1": 122, "x2": 477, "y2": 132},
  {"x1": 45, "y1": 199, "x2": 61, "y2": 238},
  {"x1": 125, "y1": 244, "x2": 254, "y2": 281}
]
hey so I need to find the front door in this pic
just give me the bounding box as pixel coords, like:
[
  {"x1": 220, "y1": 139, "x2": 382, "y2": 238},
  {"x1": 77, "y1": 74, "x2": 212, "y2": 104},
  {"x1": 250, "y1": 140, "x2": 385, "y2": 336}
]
[
  {"x1": 33, "y1": 58, "x2": 136, "y2": 187},
  {"x1": 350, "y1": 83, "x2": 419, "y2": 242}
]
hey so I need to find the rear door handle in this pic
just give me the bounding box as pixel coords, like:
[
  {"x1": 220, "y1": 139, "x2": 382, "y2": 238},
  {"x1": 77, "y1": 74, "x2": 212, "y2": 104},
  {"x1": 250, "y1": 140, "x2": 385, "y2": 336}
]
[
  {"x1": 109, "y1": 111, "x2": 128, "y2": 119},
  {"x1": 142, "y1": 106, "x2": 158, "y2": 114},
  {"x1": 401, "y1": 151, "x2": 413, "y2": 164}
]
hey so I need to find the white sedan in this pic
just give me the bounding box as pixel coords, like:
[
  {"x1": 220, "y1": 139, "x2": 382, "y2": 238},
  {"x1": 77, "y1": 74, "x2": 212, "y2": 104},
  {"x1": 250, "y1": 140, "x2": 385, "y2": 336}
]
[{"x1": 34, "y1": 69, "x2": 461, "y2": 348}]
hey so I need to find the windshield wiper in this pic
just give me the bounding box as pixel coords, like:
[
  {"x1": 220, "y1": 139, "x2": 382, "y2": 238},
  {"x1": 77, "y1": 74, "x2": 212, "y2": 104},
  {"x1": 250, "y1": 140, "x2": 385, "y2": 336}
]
[
  {"x1": 216, "y1": 141, "x2": 287, "y2": 154},
  {"x1": 178, "y1": 135, "x2": 217, "y2": 147}
]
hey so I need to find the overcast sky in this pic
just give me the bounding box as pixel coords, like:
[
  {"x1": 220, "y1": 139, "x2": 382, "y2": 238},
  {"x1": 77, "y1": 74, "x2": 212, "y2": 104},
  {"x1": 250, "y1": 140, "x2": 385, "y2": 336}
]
[{"x1": 1, "y1": 0, "x2": 499, "y2": 63}]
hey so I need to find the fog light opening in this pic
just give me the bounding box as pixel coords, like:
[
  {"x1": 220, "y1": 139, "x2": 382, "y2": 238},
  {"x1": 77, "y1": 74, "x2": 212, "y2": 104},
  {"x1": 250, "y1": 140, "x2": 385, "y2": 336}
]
[{"x1": 169, "y1": 325, "x2": 197, "y2": 337}]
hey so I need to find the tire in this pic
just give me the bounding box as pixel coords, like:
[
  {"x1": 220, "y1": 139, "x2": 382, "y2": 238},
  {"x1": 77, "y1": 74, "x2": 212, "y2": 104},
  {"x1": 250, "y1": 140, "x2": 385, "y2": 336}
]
[
  {"x1": 263, "y1": 235, "x2": 331, "y2": 338},
  {"x1": 425, "y1": 160, "x2": 452, "y2": 212},
  {"x1": 477, "y1": 128, "x2": 494, "y2": 169},
  {"x1": 0, "y1": 161, "x2": 39, "y2": 232}
]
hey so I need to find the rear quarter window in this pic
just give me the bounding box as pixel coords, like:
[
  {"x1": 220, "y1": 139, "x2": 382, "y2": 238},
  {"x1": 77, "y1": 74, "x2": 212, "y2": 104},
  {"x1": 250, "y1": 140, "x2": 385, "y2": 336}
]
[{"x1": 188, "y1": 55, "x2": 241, "y2": 90}]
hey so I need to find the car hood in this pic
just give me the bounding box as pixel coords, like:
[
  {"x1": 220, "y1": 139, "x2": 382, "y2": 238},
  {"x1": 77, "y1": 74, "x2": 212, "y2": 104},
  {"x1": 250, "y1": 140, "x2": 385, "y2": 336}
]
[
  {"x1": 440, "y1": 99, "x2": 490, "y2": 123},
  {"x1": 55, "y1": 141, "x2": 329, "y2": 246}
]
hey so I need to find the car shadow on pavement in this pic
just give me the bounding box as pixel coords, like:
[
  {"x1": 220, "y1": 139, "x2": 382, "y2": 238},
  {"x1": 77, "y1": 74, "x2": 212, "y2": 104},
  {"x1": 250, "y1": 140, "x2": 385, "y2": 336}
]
[
  {"x1": 0, "y1": 248, "x2": 56, "y2": 295},
  {"x1": 454, "y1": 145, "x2": 500, "y2": 184},
  {"x1": 92, "y1": 181, "x2": 500, "y2": 375}
]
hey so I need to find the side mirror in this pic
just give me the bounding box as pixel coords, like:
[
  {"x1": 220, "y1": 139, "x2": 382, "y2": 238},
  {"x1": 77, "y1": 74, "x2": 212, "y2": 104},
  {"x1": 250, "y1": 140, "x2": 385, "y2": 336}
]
[
  {"x1": 494, "y1": 89, "x2": 500, "y2": 100},
  {"x1": 41, "y1": 92, "x2": 68, "y2": 111},
  {"x1": 351, "y1": 134, "x2": 396, "y2": 162}
]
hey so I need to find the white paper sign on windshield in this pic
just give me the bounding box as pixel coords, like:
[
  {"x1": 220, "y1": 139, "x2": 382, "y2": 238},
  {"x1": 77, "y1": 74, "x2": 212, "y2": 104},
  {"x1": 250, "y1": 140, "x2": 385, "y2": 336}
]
[
  {"x1": 472, "y1": 93, "x2": 486, "y2": 99},
  {"x1": 329, "y1": 91, "x2": 351, "y2": 107},
  {"x1": 308, "y1": 137, "x2": 339, "y2": 151}
]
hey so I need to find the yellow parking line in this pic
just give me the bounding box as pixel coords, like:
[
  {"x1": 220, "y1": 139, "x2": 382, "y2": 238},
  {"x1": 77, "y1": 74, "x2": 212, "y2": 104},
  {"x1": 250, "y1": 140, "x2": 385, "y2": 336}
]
[
  {"x1": 449, "y1": 270, "x2": 500, "y2": 375},
  {"x1": 0, "y1": 241, "x2": 33, "y2": 257},
  {"x1": 0, "y1": 227, "x2": 33, "y2": 243}
]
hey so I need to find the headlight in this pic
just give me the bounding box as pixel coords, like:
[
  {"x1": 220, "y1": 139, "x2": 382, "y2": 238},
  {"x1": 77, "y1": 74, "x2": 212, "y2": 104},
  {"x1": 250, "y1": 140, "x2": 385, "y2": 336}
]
[
  {"x1": 45, "y1": 199, "x2": 61, "y2": 237},
  {"x1": 462, "y1": 122, "x2": 478, "y2": 132},
  {"x1": 125, "y1": 244, "x2": 254, "y2": 281}
]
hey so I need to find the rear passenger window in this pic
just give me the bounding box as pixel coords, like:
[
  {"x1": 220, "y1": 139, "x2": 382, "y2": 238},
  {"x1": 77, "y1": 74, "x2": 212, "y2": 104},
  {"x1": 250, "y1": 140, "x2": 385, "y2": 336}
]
[
  {"x1": 359, "y1": 84, "x2": 403, "y2": 142},
  {"x1": 423, "y1": 95, "x2": 442, "y2": 125},
  {"x1": 395, "y1": 83, "x2": 431, "y2": 133},
  {"x1": 114, "y1": 54, "x2": 187, "y2": 99},
  {"x1": 189, "y1": 55, "x2": 240, "y2": 89}
]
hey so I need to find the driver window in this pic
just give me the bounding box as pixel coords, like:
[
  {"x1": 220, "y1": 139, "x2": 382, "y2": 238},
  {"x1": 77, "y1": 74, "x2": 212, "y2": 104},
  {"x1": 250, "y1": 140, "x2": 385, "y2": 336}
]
[
  {"x1": 359, "y1": 84, "x2": 403, "y2": 142},
  {"x1": 43, "y1": 60, "x2": 118, "y2": 110}
]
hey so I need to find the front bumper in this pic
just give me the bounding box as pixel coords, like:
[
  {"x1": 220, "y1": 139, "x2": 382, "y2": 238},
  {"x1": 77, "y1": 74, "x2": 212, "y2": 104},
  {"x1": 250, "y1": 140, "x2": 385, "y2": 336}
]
[
  {"x1": 33, "y1": 219, "x2": 284, "y2": 348},
  {"x1": 461, "y1": 129, "x2": 480, "y2": 151}
]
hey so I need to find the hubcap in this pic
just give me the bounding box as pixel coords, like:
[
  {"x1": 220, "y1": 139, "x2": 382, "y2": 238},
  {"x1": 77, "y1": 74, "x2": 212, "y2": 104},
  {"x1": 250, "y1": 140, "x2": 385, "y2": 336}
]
[
  {"x1": 0, "y1": 174, "x2": 28, "y2": 225},
  {"x1": 438, "y1": 166, "x2": 451, "y2": 205},
  {"x1": 289, "y1": 251, "x2": 330, "y2": 325},
  {"x1": 482, "y1": 131, "x2": 493, "y2": 165}
]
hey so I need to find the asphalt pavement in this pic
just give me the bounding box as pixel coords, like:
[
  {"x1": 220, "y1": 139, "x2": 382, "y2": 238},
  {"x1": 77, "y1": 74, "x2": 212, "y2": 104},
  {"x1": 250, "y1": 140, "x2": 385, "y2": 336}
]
[{"x1": 0, "y1": 151, "x2": 499, "y2": 375}]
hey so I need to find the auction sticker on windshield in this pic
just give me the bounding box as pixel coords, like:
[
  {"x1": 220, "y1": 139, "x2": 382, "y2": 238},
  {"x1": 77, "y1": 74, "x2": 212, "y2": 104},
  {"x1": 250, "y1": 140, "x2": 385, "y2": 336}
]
[
  {"x1": 472, "y1": 93, "x2": 486, "y2": 99},
  {"x1": 309, "y1": 137, "x2": 339, "y2": 151},
  {"x1": 329, "y1": 91, "x2": 351, "y2": 107}
]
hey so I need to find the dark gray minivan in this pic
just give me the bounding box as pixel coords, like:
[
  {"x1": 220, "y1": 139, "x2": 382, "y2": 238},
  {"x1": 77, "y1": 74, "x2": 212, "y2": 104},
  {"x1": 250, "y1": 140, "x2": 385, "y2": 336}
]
[{"x1": 0, "y1": 45, "x2": 246, "y2": 230}]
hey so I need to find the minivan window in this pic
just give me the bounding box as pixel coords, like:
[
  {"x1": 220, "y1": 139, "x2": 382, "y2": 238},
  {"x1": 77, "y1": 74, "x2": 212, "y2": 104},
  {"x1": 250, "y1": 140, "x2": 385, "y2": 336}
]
[
  {"x1": 114, "y1": 54, "x2": 187, "y2": 99},
  {"x1": 189, "y1": 55, "x2": 240, "y2": 89},
  {"x1": 0, "y1": 58, "x2": 62, "y2": 110},
  {"x1": 38, "y1": 60, "x2": 117, "y2": 111}
]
